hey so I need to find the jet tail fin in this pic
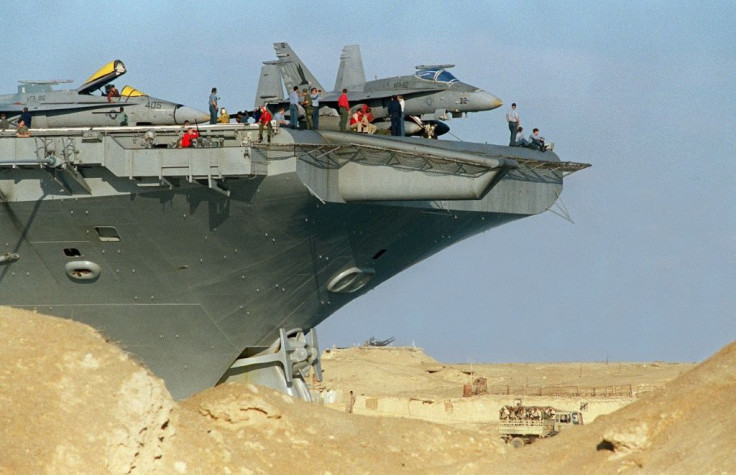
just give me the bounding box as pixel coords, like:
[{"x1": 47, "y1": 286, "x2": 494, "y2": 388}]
[
  {"x1": 272, "y1": 42, "x2": 324, "y2": 92},
  {"x1": 254, "y1": 63, "x2": 284, "y2": 108},
  {"x1": 334, "y1": 45, "x2": 366, "y2": 91}
]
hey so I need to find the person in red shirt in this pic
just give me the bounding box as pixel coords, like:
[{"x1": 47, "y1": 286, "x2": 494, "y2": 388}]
[
  {"x1": 349, "y1": 108, "x2": 362, "y2": 132},
  {"x1": 258, "y1": 106, "x2": 273, "y2": 143},
  {"x1": 181, "y1": 128, "x2": 199, "y2": 148},
  {"x1": 178, "y1": 121, "x2": 200, "y2": 148},
  {"x1": 107, "y1": 85, "x2": 120, "y2": 103},
  {"x1": 337, "y1": 88, "x2": 349, "y2": 132},
  {"x1": 180, "y1": 129, "x2": 192, "y2": 148}
]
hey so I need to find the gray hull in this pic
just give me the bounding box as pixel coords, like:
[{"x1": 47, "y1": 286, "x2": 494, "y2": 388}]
[{"x1": 0, "y1": 124, "x2": 586, "y2": 398}]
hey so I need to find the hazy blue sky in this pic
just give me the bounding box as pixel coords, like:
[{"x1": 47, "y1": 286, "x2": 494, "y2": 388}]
[{"x1": 3, "y1": 2, "x2": 733, "y2": 363}]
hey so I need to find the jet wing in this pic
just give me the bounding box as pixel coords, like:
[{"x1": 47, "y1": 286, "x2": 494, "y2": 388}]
[
  {"x1": 0, "y1": 102, "x2": 131, "y2": 117},
  {"x1": 77, "y1": 60, "x2": 126, "y2": 95},
  {"x1": 0, "y1": 103, "x2": 26, "y2": 113},
  {"x1": 345, "y1": 89, "x2": 431, "y2": 102},
  {"x1": 318, "y1": 88, "x2": 434, "y2": 107}
]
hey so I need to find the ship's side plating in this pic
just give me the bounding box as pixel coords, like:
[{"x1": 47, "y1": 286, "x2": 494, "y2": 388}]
[{"x1": 0, "y1": 125, "x2": 583, "y2": 398}]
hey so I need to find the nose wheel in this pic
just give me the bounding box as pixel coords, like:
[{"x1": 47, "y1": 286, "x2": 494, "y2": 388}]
[{"x1": 409, "y1": 115, "x2": 439, "y2": 139}]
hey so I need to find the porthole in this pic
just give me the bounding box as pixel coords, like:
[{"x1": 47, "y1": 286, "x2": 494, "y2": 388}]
[
  {"x1": 326, "y1": 267, "x2": 375, "y2": 293},
  {"x1": 65, "y1": 261, "x2": 101, "y2": 282}
]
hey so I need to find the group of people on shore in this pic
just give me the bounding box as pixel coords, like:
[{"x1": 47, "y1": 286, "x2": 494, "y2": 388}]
[
  {"x1": 499, "y1": 404, "x2": 556, "y2": 421},
  {"x1": 505, "y1": 103, "x2": 549, "y2": 151}
]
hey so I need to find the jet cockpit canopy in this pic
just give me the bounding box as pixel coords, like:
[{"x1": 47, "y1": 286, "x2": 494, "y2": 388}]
[
  {"x1": 120, "y1": 85, "x2": 147, "y2": 98},
  {"x1": 414, "y1": 64, "x2": 458, "y2": 84},
  {"x1": 77, "y1": 59, "x2": 126, "y2": 95}
]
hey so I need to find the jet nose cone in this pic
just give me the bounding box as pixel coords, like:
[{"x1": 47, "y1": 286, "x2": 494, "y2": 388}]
[
  {"x1": 489, "y1": 94, "x2": 503, "y2": 110},
  {"x1": 469, "y1": 89, "x2": 503, "y2": 112},
  {"x1": 474, "y1": 90, "x2": 503, "y2": 110},
  {"x1": 175, "y1": 105, "x2": 210, "y2": 125}
]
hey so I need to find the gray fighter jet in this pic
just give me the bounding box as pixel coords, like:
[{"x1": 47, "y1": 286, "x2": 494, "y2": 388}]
[
  {"x1": 0, "y1": 60, "x2": 209, "y2": 128},
  {"x1": 255, "y1": 42, "x2": 503, "y2": 137}
]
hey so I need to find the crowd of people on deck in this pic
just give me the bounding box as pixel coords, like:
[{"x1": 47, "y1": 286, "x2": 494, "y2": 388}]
[
  {"x1": 203, "y1": 86, "x2": 411, "y2": 138},
  {"x1": 204, "y1": 87, "x2": 548, "y2": 146},
  {"x1": 1, "y1": 83, "x2": 551, "y2": 151},
  {"x1": 349, "y1": 104, "x2": 377, "y2": 134},
  {"x1": 2, "y1": 107, "x2": 34, "y2": 137},
  {"x1": 178, "y1": 87, "x2": 556, "y2": 149}
]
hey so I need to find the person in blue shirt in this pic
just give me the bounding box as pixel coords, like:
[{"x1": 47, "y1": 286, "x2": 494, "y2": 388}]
[
  {"x1": 208, "y1": 88, "x2": 218, "y2": 125},
  {"x1": 273, "y1": 107, "x2": 287, "y2": 126},
  {"x1": 288, "y1": 86, "x2": 300, "y2": 129},
  {"x1": 20, "y1": 107, "x2": 32, "y2": 128},
  {"x1": 529, "y1": 128, "x2": 547, "y2": 152},
  {"x1": 387, "y1": 96, "x2": 402, "y2": 136}
]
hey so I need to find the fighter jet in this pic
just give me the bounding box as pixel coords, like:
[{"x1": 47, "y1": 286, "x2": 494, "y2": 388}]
[
  {"x1": 255, "y1": 42, "x2": 503, "y2": 137},
  {"x1": 0, "y1": 60, "x2": 209, "y2": 128}
]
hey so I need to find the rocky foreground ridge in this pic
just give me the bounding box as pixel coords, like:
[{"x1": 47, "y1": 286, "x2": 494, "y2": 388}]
[{"x1": 1, "y1": 307, "x2": 734, "y2": 473}]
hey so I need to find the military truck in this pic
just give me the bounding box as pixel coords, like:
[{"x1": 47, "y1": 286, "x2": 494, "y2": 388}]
[
  {"x1": 498, "y1": 417, "x2": 557, "y2": 448},
  {"x1": 556, "y1": 410, "x2": 584, "y2": 427},
  {"x1": 498, "y1": 405, "x2": 584, "y2": 448}
]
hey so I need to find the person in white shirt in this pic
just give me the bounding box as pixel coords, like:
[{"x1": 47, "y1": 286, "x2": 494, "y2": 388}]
[
  {"x1": 397, "y1": 95, "x2": 405, "y2": 136},
  {"x1": 310, "y1": 88, "x2": 321, "y2": 130},
  {"x1": 273, "y1": 107, "x2": 287, "y2": 126},
  {"x1": 515, "y1": 126, "x2": 530, "y2": 147},
  {"x1": 506, "y1": 103, "x2": 519, "y2": 146}
]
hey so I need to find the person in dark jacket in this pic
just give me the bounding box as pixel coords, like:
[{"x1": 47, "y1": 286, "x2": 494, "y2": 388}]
[
  {"x1": 20, "y1": 107, "x2": 32, "y2": 128},
  {"x1": 387, "y1": 96, "x2": 402, "y2": 136}
]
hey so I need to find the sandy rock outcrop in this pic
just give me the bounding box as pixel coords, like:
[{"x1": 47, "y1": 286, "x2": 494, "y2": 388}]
[
  {"x1": 0, "y1": 308, "x2": 506, "y2": 473},
  {"x1": 0, "y1": 308, "x2": 174, "y2": 474},
  {"x1": 162, "y1": 382, "x2": 505, "y2": 473}
]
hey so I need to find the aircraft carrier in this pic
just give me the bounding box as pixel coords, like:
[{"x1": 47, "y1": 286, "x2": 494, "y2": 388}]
[{"x1": 0, "y1": 123, "x2": 588, "y2": 399}]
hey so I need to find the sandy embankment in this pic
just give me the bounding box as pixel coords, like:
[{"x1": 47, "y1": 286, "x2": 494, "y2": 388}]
[
  {"x1": 2, "y1": 307, "x2": 734, "y2": 473},
  {"x1": 314, "y1": 346, "x2": 690, "y2": 427}
]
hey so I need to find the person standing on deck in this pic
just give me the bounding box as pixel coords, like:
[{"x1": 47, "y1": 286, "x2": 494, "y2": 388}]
[
  {"x1": 506, "y1": 103, "x2": 519, "y2": 146},
  {"x1": 338, "y1": 89, "x2": 349, "y2": 132}
]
